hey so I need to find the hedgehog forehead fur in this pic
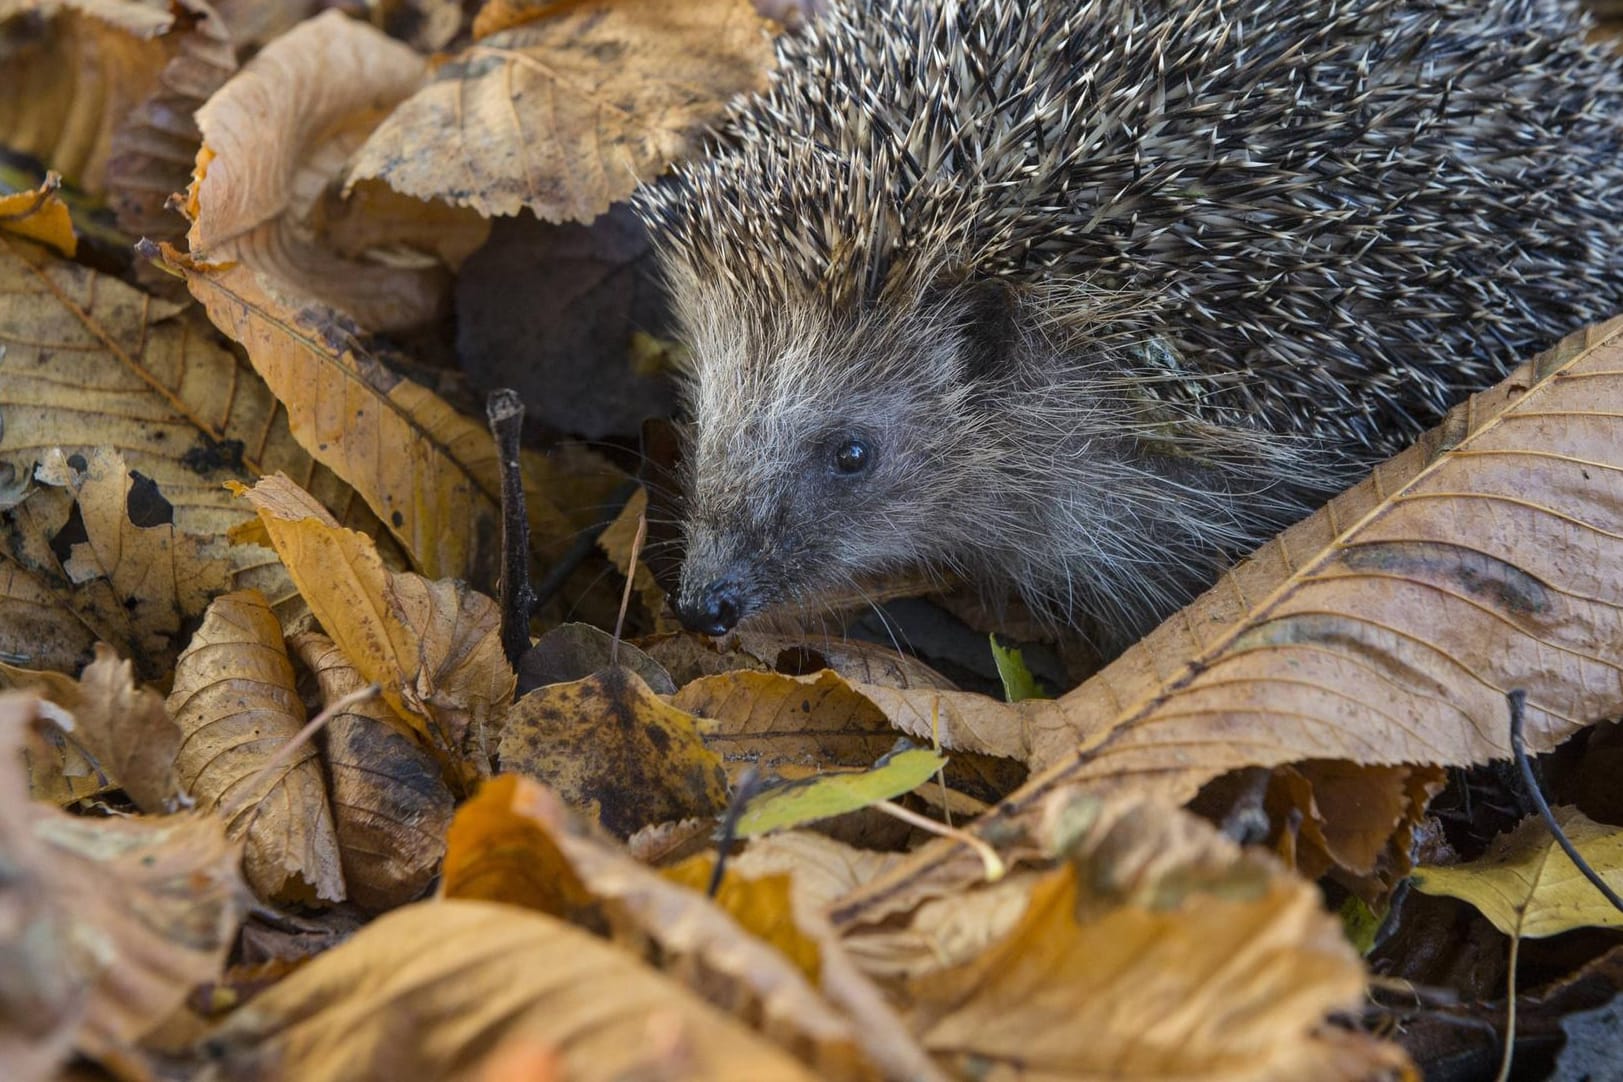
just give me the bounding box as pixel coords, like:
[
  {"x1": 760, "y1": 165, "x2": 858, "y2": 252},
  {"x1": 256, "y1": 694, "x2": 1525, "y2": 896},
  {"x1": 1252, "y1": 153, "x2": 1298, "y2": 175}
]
[{"x1": 635, "y1": 0, "x2": 1623, "y2": 642}]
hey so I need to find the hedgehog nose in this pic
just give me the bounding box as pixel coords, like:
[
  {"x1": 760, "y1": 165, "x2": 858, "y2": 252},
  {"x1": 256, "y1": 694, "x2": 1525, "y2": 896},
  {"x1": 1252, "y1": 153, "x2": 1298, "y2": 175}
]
[{"x1": 676, "y1": 582, "x2": 741, "y2": 636}]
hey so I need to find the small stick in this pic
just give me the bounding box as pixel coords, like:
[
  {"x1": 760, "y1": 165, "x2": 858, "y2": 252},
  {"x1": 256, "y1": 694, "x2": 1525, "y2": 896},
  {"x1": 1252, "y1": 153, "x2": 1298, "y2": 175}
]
[
  {"x1": 531, "y1": 479, "x2": 640, "y2": 610},
  {"x1": 608, "y1": 513, "x2": 647, "y2": 668},
  {"x1": 874, "y1": 799, "x2": 1006, "y2": 882},
  {"x1": 707, "y1": 765, "x2": 762, "y2": 898},
  {"x1": 487, "y1": 390, "x2": 535, "y2": 669},
  {"x1": 219, "y1": 683, "x2": 380, "y2": 822}
]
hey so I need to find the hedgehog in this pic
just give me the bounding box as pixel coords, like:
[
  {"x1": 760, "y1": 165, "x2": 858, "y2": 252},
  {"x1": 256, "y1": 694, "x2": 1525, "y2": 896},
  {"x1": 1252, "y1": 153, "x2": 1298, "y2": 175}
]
[{"x1": 634, "y1": 0, "x2": 1623, "y2": 648}]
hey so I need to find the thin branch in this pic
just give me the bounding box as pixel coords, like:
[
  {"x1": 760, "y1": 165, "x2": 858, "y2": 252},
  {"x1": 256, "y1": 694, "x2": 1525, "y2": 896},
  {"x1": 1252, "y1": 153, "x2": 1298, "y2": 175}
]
[{"x1": 487, "y1": 389, "x2": 534, "y2": 669}]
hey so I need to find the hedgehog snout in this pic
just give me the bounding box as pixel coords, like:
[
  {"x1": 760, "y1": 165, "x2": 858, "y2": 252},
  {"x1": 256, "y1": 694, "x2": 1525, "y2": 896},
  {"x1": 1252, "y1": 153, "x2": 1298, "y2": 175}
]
[{"x1": 674, "y1": 576, "x2": 745, "y2": 636}]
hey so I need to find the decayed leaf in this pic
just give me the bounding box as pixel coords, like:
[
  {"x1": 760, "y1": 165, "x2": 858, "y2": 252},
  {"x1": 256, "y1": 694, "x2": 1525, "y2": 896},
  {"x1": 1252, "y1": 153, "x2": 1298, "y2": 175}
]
[
  {"x1": 1413, "y1": 807, "x2": 1623, "y2": 938},
  {"x1": 888, "y1": 795, "x2": 1389, "y2": 1081},
  {"x1": 239, "y1": 474, "x2": 514, "y2": 781},
  {"x1": 442, "y1": 775, "x2": 911, "y2": 1080},
  {"x1": 0, "y1": 1, "x2": 175, "y2": 195},
  {"x1": 0, "y1": 177, "x2": 77, "y2": 256},
  {"x1": 200, "y1": 898, "x2": 826, "y2": 1082},
  {"x1": 185, "y1": 9, "x2": 481, "y2": 331},
  {"x1": 0, "y1": 561, "x2": 96, "y2": 679},
  {"x1": 0, "y1": 447, "x2": 232, "y2": 679},
  {"x1": 497, "y1": 667, "x2": 728, "y2": 837},
  {"x1": 293, "y1": 631, "x2": 454, "y2": 912},
  {"x1": 0, "y1": 235, "x2": 402, "y2": 617},
  {"x1": 0, "y1": 643, "x2": 181, "y2": 811},
  {"x1": 167, "y1": 589, "x2": 345, "y2": 903},
  {"x1": 348, "y1": 0, "x2": 777, "y2": 221},
  {"x1": 1, "y1": 691, "x2": 248, "y2": 1075}
]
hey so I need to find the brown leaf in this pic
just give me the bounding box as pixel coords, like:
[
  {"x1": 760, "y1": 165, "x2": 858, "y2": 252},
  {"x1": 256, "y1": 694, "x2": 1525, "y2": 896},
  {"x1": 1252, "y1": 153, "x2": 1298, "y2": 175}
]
[
  {"x1": 1, "y1": 691, "x2": 248, "y2": 1076},
  {"x1": 293, "y1": 630, "x2": 454, "y2": 911},
  {"x1": 0, "y1": 559, "x2": 97, "y2": 678},
  {"x1": 441, "y1": 775, "x2": 901, "y2": 1080},
  {"x1": 0, "y1": 643, "x2": 180, "y2": 811},
  {"x1": 497, "y1": 667, "x2": 728, "y2": 837},
  {"x1": 0, "y1": 447, "x2": 233, "y2": 679},
  {"x1": 167, "y1": 588, "x2": 346, "y2": 904},
  {"x1": 0, "y1": 234, "x2": 402, "y2": 622},
  {"x1": 348, "y1": 0, "x2": 777, "y2": 221},
  {"x1": 239, "y1": 474, "x2": 514, "y2": 782},
  {"x1": 185, "y1": 9, "x2": 477, "y2": 331},
  {"x1": 891, "y1": 795, "x2": 1388, "y2": 1081},
  {"x1": 200, "y1": 898, "x2": 827, "y2": 1082},
  {"x1": 0, "y1": 1, "x2": 174, "y2": 195}
]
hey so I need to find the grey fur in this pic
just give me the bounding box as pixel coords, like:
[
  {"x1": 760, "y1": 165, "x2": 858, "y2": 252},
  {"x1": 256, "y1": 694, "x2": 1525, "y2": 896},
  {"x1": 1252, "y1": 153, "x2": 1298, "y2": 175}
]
[{"x1": 635, "y1": 0, "x2": 1623, "y2": 645}]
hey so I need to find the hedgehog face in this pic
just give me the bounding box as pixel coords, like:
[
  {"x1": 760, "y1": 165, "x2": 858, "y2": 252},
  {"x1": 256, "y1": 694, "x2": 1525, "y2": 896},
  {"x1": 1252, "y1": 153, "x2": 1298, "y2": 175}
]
[{"x1": 670, "y1": 294, "x2": 989, "y2": 635}]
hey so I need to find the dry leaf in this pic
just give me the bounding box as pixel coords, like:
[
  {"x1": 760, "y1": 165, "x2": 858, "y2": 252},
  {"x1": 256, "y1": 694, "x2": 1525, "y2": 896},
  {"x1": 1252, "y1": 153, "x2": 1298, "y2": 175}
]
[
  {"x1": 200, "y1": 898, "x2": 827, "y2": 1082},
  {"x1": 293, "y1": 631, "x2": 454, "y2": 912},
  {"x1": 105, "y1": 0, "x2": 236, "y2": 243},
  {"x1": 167, "y1": 588, "x2": 346, "y2": 904},
  {"x1": 239, "y1": 474, "x2": 514, "y2": 782},
  {"x1": 1, "y1": 447, "x2": 233, "y2": 679},
  {"x1": 441, "y1": 775, "x2": 905, "y2": 1080},
  {"x1": 1413, "y1": 806, "x2": 1623, "y2": 938},
  {"x1": 0, "y1": 234, "x2": 402, "y2": 621},
  {"x1": 892, "y1": 795, "x2": 1384, "y2": 1081},
  {"x1": 0, "y1": 0, "x2": 175, "y2": 195},
  {"x1": 0, "y1": 560, "x2": 96, "y2": 679},
  {"x1": 0, "y1": 643, "x2": 181, "y2": 811},
  {"x1": 1, "y1": 691, "x2": 248, "y2": 1075},
  {"x1": 185, "y1": 9, "x2": 477, "y2": 330},
  {"x1": 348, "y1": 0, "x2": 777, "y2": 221},
  {"x1": 497, "y1": 667, "x2": 728, "y2": 837}
]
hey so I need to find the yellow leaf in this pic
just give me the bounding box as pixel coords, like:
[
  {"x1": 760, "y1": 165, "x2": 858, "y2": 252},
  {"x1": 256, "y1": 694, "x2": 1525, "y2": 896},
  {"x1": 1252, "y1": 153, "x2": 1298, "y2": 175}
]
[
  {"x1": 735, "y1": 746, "x2": 947, "y2": 837},
  {"x1": 0, "y1": 179, "x2": 76, "y2": 256},
  {"x1": 238, "y1": 474, "x2": 514, "y2": 782},
  {"x1": 1413, "y1": 806, "x2": 1623, "y2": 938},
  {"x1": 167, "y1": 589, "x2": 345, "y2": 904}
]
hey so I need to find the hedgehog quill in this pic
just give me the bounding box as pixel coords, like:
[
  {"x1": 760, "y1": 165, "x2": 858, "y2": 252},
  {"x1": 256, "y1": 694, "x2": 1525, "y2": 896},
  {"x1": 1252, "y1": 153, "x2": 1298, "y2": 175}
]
[{"x1": 635, "y1": 0, "x2": 1623, "y2": 647}]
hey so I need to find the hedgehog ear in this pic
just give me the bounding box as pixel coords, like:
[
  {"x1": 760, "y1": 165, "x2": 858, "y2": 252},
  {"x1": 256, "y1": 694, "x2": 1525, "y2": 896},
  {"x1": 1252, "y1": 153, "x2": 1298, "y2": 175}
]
[{"x1": 956, "y1": 278, "x2": 1019, "y2": 383}]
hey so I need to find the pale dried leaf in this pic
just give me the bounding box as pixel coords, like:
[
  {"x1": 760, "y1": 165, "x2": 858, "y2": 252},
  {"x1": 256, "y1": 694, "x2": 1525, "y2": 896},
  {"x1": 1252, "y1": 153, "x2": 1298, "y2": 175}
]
[
  {"x1": 167, "y1": 589, "x2": 345, "y2": 903},
  {"x1": 186, "y1": 9, "x2": 454, "y2": 330},
  {"x1": 348, "y1": 0, "x2": 777, "y2": 220},
  {"x1": 201, "y1": 899, "x2": 826, "y2": 1082}
]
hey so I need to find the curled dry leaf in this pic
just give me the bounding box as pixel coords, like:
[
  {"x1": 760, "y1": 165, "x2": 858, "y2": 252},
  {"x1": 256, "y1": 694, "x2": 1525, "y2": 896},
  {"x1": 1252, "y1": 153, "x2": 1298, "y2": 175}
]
[
  {"x1": 293, "y1": 631, "x2": 454, "y2": 912},
  {"x1": 0, "y1": 0, "x2": 175, "y2": 195},
  {"x1": 347, "y1": 0, "x2": 778, "y2": 221},
  {"x1": 186, "y1": 9, "x2": 485, "y2": 330},
  {"x1": 1413, "y1": 806, "x2": 1623, "y2": 938},
  {"x1": 238, "y1": 474, "x2": 514, "y2": 784},
  {"x1": 1, "y1": 691, "x2": 248, "y2": 1077},
  {"x1": 201, "y1": 899, "x2": 826, "y2": 1082},
  {"x1": 1, "y1": 447, "x2": 232, "y2": 679},
  {"x1": 167, "y1": 588, "x2": 345, "y2": 904},
  {"x1": 497, "y1": 667, "x2": 728, "y2": 837},
  {"x1": 442, "y1": 775, "x2": 908, "y2": 1081}
]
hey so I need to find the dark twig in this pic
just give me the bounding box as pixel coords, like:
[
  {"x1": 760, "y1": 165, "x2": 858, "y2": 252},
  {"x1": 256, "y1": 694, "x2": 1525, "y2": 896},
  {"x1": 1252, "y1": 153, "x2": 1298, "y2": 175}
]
[
  {"x1": 707, "y1": 766, "x2": 762, "y2": 898},
  {"x1": 487, "y1": 390, "x2": 534, "y2": 669},
  {"x1": 1507, "y1": 689, "x2": 1623, "y2": 913}
]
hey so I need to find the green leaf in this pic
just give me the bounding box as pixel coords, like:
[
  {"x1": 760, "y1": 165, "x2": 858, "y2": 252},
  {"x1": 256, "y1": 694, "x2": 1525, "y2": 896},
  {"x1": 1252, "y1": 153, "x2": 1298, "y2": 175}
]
[
  {"x1": 735, "y1": 745, "x2": 946, "y2": 837},
  {"x1": 989, "y1": 635, "x2": 1044, "y2": 702}
]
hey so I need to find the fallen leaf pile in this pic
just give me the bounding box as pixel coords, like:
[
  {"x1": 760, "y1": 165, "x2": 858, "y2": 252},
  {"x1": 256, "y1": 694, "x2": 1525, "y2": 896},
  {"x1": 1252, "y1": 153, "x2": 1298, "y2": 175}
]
[{"x1": 2, "y1": 2, "x2": 1622, "y2": 1080}]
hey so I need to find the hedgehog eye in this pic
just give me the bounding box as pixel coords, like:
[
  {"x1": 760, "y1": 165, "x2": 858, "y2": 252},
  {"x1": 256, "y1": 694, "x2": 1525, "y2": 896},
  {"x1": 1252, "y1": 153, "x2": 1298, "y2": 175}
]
[{"x1": 832, "y1": 438, "x2": 873, "y2": 476}]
